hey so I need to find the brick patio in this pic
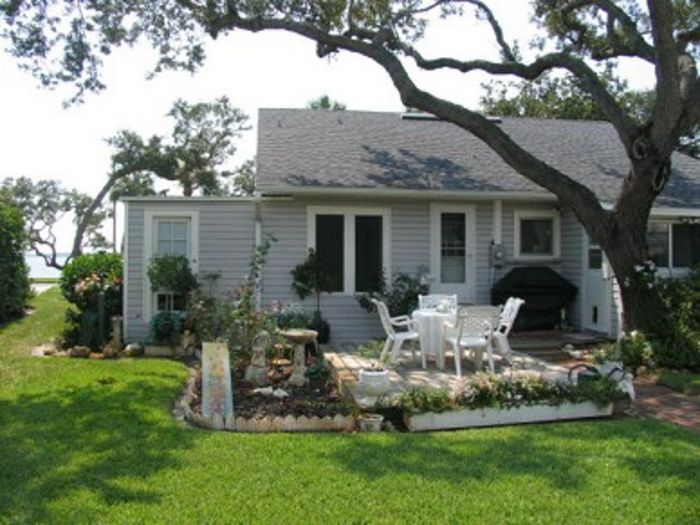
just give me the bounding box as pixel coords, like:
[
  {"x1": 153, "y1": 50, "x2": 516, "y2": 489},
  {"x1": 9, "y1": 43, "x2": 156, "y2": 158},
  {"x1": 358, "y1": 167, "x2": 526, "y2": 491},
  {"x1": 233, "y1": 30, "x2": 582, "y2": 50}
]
[{"x1": 634, "y1": 377, "x2": 700, "y2": 434}]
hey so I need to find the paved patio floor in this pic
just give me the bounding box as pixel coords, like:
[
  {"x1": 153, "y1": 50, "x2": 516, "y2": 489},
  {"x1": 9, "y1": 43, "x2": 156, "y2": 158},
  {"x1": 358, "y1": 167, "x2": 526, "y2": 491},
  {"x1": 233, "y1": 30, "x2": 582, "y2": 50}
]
[{"x1": 326, "y1": 347, "x2": 572, "y2": 409}]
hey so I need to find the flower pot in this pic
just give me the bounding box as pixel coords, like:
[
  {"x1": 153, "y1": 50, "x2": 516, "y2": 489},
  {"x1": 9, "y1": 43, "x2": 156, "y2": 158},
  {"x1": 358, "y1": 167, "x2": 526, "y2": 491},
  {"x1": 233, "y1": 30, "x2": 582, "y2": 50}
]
[
  {"x1": 358, "y1": 413, "x2": 384, "y2": 432},
  {"x1": 359, "y1": 368, "x2": 391, "y2": 394}
]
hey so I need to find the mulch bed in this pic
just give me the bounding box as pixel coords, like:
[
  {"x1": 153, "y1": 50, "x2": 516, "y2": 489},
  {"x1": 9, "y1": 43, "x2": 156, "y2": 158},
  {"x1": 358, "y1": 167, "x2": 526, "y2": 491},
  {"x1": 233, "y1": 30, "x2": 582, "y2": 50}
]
[{"x1": 189, "y1": 357, "x2": 352, "y2": 419}]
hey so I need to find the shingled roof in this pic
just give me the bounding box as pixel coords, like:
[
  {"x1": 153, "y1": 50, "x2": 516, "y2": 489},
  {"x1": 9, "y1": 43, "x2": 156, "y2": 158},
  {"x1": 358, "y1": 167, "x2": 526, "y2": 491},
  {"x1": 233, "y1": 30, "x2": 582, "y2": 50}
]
[{"x1": 256, "y1": 108, "x2": 700, "y2": 209}]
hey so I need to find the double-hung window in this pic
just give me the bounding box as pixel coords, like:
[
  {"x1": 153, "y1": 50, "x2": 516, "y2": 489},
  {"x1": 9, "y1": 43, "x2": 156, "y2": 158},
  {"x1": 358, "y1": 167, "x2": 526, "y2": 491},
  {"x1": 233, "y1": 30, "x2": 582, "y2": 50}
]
[
  {"x1": 309, "y1": 207, "x2": 390, "y2": 294},
  {"x1": 154, "y1": 218, "x2": 192, "y2": 312},
  {"x1": 145, "y1": 212, "x2": 198, "y2": 314}
]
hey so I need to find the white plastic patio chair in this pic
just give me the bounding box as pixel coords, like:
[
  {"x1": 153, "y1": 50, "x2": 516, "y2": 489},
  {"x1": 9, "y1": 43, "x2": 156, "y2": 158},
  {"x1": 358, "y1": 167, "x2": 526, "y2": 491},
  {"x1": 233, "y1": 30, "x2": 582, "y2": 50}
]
[
  {"x1": 444, "y1": 308, "x2": 495, "y2": 376},
  {"x1": 371, "y1": 299, "x2": 420, "y2": 364},
  {"x1": 418, "y1": 294, "x2": 458, "y2": 311},
  {"x1": 491, "y1": 297, "x2": 525, "y2": 364}
]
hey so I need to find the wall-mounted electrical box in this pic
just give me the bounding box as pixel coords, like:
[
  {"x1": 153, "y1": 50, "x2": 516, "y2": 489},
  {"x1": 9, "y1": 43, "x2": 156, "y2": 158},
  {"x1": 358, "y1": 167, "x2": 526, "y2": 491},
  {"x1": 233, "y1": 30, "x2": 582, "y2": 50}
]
[{"x1": 490, "y1": 243, "x2": 505, "y2": 267}]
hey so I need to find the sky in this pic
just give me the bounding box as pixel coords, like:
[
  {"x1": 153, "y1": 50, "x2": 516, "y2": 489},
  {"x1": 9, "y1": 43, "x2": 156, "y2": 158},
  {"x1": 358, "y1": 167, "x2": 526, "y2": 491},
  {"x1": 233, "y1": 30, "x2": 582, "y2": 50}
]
[{"x1": 0, "y1": 4, "x2": 654, "y2": 253}]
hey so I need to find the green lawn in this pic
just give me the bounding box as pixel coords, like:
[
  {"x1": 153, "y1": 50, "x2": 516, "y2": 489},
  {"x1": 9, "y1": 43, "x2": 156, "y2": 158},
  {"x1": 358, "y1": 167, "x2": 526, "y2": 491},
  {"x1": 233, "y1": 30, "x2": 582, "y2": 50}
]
[
  {"x1": 2, "y1": 291, "x2": 700, "y2": 524},
  {"x1": 658, "y1": 371, "x2": 700, "y2": 396}
]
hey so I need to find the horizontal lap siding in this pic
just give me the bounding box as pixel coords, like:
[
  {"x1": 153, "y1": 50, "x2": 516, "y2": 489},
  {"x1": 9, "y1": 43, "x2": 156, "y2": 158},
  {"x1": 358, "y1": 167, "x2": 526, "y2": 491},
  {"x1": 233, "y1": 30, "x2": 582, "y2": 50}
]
[
  {"x1": 560, "y1": 208, "x2": 583, "y2": 330},
  {"x1": 199, "y1": 203, "x2": 256, "y2": 294},
  {"x1": 126, "y1": 207, "x2": 146, "y2": 341},
  {"x1": 124, "y1": 201, "x2": 255, "y2": 343},
  {"x1": 475, "y1": 203, "x2": 493, "y2": 304}
]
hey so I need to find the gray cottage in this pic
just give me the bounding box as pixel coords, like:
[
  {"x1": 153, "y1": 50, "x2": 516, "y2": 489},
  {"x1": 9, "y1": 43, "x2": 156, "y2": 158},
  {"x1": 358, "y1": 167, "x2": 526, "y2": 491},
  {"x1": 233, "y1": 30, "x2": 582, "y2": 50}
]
[{"x1": 122, "y1": 109, "x2": 700, "y2": 344}]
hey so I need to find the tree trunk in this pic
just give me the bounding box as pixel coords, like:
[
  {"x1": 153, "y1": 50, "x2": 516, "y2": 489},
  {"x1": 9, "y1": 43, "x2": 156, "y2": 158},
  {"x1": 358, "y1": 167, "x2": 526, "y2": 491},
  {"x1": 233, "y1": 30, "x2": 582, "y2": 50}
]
[{"x1": 589, "y1": 158, "x2": 668, "y2": 335}]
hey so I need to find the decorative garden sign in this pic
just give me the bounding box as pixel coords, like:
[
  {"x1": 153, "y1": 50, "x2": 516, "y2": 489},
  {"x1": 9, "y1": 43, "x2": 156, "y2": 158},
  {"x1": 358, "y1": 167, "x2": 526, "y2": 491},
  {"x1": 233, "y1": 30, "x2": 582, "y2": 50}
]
[{"x1": 202, "y1": 342, "x2": 234, "y2": 428}]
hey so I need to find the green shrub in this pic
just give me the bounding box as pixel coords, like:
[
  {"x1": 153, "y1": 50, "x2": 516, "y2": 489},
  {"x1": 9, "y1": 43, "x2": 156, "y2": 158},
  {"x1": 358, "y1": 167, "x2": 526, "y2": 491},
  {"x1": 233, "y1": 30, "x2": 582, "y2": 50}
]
[
  {"x1": 147, "y1": 255, "x2": 199, "y2": 297},
  {"x1": 59, "y1": 252, "x2": 122, "y2": 349},
  {"x1": 0, "y1": 198, "x2": 30, "y2": 323},
  {"x1": 618, "y1": 331, "x2": 654, "y2": 372},
  {"x1": 652, "y1": 269, "x2": 700, "y2": 370},
  {"x1": 60, "y1": 252, "x2": 123, "y2": 311},
  {"x1": 356, "y1": 270, "x2": 428, "y2": 316},
  {"x1": 149, "y1": 311, "x2": 185, "y2": 345}
]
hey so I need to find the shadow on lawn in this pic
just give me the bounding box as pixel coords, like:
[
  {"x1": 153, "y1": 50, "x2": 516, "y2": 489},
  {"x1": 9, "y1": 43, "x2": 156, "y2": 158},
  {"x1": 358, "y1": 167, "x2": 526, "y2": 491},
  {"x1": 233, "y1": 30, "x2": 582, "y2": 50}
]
[
  {"x1": 0, "y1": 371, "x2": 195, "y2": 522},
  {"x1": 328, "y1": 419, "x2": 700, "y2": 493}
]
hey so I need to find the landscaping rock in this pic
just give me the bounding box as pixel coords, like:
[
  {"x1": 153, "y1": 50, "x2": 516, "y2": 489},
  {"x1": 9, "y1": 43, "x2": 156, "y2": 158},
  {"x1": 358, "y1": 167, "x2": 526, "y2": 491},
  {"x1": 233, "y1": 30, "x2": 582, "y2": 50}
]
[
  {"x1": 102, "y1": 343, "x2": 120, "y2": 358},
  {"x1": 69, "y1": 346, "x2": 91, "y2": 358},
  {"x1": 121, "y1": 343, "x2": 144, "y2": 358},
  {"x1": 31, "y1": 343, "x2": 58, "y2": 357}
]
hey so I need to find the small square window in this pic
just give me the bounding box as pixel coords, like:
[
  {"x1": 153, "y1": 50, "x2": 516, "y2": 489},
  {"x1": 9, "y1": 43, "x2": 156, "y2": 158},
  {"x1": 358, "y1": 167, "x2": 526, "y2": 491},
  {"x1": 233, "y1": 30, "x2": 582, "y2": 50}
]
[{"x1": 520, "y1": 218, "x2": 554, "y2": 256}]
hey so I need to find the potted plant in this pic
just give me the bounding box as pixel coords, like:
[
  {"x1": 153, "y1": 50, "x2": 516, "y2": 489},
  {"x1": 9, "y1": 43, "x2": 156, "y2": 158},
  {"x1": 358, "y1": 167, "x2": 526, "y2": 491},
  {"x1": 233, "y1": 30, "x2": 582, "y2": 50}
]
[
  {"x1": 146, "y1": 255, "x2": 199, "y2": 356},
  {"x1": 290, "y1": 248, "x2": 334, "y2": 344},
  {"x1": 355, "y1": 339, "x2": 391, "y2": 394}
]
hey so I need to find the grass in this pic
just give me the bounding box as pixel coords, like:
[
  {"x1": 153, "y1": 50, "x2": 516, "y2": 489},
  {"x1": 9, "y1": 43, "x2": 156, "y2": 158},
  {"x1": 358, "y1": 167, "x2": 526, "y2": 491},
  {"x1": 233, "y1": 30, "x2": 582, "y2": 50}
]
[
  {"x1": 29, "y1": 277, "x2": 60, "y2": 284},
  {"x1": 657, "y1": 370, "x2": 700, "y2": 396},
  {"x1": 1, "y1": 290, "x2": 700, "y2": 524}
]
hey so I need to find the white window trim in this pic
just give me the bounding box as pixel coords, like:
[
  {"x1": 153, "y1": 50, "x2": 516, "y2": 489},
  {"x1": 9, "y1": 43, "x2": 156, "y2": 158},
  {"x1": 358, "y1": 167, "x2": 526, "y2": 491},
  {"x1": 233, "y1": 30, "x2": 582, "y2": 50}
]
[
  {"x1": 143, "y1": 208, "x2": 199, "y2": 317},
  {"x1": 514, "y1": 208, "x2": 561, "y2": 260},
  {"x1": 306, "y1": 206, "x2": 391, "y2": 295}
]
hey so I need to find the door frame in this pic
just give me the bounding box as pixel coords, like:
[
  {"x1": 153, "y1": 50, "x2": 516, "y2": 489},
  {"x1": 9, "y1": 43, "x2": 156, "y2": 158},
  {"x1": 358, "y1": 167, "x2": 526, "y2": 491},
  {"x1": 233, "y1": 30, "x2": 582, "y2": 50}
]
[
  {"x1": 429, "y1": 203, "x2": 477, "y2": 304},
  {"x1": 581, "y1": 232, "x2": 612, "y2": 335}
]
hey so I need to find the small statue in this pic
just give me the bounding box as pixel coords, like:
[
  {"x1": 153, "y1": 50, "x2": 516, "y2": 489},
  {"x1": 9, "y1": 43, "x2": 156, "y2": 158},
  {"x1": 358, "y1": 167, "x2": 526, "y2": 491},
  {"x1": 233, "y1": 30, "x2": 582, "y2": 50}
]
[{"x1": 245, "y1": 331, "x2": 270, "y2": 386}]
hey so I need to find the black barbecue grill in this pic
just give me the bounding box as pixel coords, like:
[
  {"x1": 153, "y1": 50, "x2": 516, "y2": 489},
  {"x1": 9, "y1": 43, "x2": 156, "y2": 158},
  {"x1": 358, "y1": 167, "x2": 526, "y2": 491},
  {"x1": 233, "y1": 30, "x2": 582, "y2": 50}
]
[{"x1": 491, "y1": 267, "x2": 577, "y2": 331}]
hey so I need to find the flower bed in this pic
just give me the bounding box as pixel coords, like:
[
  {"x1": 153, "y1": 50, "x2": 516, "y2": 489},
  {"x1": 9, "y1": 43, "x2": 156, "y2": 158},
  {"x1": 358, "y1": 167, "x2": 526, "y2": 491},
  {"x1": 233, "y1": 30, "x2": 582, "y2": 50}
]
[
  {"x1": 395, "y1": 371, "x2": 626, "y2": 432},
  {"x1": 177, "y1": 358, "x2": 355, "y2": 432}
]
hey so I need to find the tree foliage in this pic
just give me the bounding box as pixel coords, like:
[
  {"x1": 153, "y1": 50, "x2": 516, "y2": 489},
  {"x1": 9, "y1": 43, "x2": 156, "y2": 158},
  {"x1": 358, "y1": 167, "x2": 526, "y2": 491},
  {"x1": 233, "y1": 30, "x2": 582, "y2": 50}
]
[
  {"x1": 106, "y1": 97, "x2": 250, "y2": 197},
  {"x1": 307, "y1": 95, "x2": 347, "y2": 111},
  {"x1": 2, "y1": 177, "x2": 111, "y2": 269},
  {"x1": 3, "y1": 1, "x2": 700, "y2": 331},
  {"x1": 0, "y1": 191, "x2": 30, "y2": 322}
]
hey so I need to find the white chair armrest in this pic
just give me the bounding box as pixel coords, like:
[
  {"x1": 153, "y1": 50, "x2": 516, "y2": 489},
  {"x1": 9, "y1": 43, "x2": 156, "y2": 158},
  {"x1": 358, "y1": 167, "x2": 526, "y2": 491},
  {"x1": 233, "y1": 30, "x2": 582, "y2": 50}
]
[
  {"x1": 391, "y1": 315, "x2": 410, "y2": 324},
  {"x1": 443, "y1": 319, "x2": 458, "y2": 331}
]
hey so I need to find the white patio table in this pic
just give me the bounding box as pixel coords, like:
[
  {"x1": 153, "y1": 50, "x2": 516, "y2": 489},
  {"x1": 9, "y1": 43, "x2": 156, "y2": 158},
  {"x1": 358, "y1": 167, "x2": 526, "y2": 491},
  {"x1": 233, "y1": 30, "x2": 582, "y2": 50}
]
[{"x1": 412, "y1": 309, "x2": 456, "y2": 370}]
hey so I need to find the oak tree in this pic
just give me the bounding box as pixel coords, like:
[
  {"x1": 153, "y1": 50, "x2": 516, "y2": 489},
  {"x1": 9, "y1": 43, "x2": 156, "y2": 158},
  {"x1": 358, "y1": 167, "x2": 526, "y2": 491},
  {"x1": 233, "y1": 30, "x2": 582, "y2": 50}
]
[{"x1": 3, "y1": 0, "x2": 700, "y2": 331}]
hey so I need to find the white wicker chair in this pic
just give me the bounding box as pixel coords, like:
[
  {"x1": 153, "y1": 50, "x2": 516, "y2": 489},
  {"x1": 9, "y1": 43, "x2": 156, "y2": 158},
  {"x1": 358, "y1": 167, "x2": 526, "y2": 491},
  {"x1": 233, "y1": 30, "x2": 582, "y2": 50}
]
[
  {"x1": 418, "y1": 294, "x2": 458, "y2": 311},
  {"x1": 371, "y1": 299, "x2": 420, "y2": 364}
]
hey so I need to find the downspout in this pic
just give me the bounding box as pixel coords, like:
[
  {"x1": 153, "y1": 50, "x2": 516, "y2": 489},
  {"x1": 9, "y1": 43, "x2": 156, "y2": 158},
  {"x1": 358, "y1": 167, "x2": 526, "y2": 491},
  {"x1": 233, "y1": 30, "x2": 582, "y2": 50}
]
[{"x1": 254, "y1": 195, "x2": 263, "y2": 309}]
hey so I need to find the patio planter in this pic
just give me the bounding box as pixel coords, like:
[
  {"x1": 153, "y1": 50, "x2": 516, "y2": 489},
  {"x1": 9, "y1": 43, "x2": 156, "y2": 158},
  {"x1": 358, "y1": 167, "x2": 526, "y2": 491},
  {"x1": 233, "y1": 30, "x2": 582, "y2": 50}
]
[
  {"x1": 404, "y1": 401, "x2": 613, "y2": 432},
  {"x1": 358, "y1": 413, "x2": 384, "y2": 432},
  {"x1": 358, "y1": 368, "x2": 390, "y2": 394}
]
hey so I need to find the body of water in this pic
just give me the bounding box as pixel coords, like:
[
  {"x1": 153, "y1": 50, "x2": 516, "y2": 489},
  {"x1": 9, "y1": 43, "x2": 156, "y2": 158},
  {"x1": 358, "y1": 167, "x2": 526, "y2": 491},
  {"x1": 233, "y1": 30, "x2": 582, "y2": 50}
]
[{"x1": 25, "y1": 253, "x2": 68, "y2": 279}]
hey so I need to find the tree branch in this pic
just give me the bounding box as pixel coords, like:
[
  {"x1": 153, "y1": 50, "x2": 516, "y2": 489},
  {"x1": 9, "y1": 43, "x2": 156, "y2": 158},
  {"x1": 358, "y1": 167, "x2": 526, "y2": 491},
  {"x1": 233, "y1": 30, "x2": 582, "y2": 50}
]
[
  {"x1": 571, "y1": 0, "x2": 655, "y2": 61},
  {"x1": 648, "y1": 0, "x2": 682, "y2": 153},
  {"x1": 398, "y1": 44, "x2": 637, "y2": 148},
  {"x1": 70, "y1": 174, "x2": 119, "y2": 259},
  {"x1": 208, "y1": 7, "x2": 609, "y2": 230},
  {"x1": 461, "y1": 0, "x2": 516, "y2": 61}
]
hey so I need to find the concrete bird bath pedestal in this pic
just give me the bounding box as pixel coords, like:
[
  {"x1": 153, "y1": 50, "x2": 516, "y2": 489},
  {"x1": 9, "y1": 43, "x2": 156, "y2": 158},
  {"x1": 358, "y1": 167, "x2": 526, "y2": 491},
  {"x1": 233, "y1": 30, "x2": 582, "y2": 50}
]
[{"x1": 280, "y1": 329, "x2": 318, "y2": 387}]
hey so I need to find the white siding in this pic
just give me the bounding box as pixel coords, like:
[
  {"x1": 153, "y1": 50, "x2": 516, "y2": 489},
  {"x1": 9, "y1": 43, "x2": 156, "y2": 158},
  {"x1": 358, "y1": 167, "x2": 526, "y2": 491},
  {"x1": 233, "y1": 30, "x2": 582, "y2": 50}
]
[
  {"x1": 124, "y1": 197, "x2": 588, "y2": 343},
  {"x1": 124, "y1": 201, "x2": 255, "y2": 342}
]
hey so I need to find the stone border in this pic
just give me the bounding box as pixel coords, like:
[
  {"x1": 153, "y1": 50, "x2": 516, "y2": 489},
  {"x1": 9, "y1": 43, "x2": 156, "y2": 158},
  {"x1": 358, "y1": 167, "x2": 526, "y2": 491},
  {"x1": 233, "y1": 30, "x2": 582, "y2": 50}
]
[
  {"x1": 404, "y1": 401, "x2": 613, "y2": 432},
  {"x1": 174, "y1": 365, "x2": 357, "y2": 433}
]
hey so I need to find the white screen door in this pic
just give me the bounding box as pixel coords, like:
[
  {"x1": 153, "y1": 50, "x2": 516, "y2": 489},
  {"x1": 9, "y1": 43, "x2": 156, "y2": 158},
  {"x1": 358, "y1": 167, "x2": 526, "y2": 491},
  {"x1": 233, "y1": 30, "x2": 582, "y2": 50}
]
[{"x1": 430, "y1": 204, "x2": 476, "y2": 303}]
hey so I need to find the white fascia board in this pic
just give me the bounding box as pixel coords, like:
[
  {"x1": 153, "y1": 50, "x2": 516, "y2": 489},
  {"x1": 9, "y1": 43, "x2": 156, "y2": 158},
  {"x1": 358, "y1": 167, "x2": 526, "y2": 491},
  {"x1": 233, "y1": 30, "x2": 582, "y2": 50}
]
[{"x1": 259, "y1": 186, "x2": 557, "y2": 202}]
